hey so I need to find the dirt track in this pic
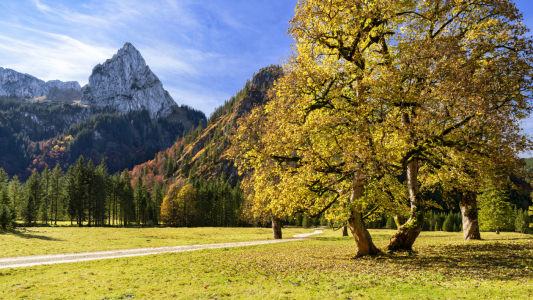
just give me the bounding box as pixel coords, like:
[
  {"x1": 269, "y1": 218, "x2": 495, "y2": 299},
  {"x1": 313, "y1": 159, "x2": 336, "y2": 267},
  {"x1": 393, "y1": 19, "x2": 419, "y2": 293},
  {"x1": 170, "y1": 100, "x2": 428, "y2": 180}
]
[{"x1": 0, "y1": 230, "x2": 322, "y2": 269}]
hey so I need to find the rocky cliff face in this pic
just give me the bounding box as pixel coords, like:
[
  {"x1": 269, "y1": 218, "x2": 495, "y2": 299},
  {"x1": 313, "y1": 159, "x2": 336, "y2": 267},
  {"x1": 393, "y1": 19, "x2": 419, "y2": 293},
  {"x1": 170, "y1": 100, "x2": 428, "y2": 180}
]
[
  {"x1": 81, "y1": 43, "x2": 176, "y2": 120},
  {"x1": 46, "y1": 87, "x2": 83, "y2": 101},
  {"x1": 0, "y1": 67, "x2": 80, "y2": 98}
]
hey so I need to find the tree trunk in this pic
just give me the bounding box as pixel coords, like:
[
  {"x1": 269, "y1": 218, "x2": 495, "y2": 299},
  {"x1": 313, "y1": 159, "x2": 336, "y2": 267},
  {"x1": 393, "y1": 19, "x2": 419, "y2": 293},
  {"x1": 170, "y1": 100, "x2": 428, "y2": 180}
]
[
  {"x1": 386, "y1": 159, "x2": 424, "y2": 252},
  {"x1": 348, "y1": 167, "x2": 380, "y2": 257},
  {"x1": 272, "y1": 217, "x2": 282, "y2": 239},
  {"x1": 460, "y1": 192, "x2": 481, "y2": 240},
  {"x1": 342, "y1": 226, "x2": 349, "y2": 236}
]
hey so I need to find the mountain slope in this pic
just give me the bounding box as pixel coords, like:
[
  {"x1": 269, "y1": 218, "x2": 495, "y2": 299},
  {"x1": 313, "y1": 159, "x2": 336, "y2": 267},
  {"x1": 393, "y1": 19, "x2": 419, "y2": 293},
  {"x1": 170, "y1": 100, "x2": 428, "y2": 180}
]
[{"x1": 128, "y1": 65, "x2": 282, "y2": 188}]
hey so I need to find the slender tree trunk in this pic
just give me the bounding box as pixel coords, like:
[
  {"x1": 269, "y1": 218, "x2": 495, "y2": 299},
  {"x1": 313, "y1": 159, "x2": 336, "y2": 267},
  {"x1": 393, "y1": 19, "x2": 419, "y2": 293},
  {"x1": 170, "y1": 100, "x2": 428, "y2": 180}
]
[
  {"x1": 272, "y1": 217, "x2": 282, "y2": 239},
  {"x1": 342, "y1": 226, "x2": 349, "y2": 236},
  {"x1": 348, "y1": 167, "x2": 380, "y2": 257},
  {"x1": 386, "y1": 159, "x2": 424, "y2": 252},
  {"x1": 460, "y1": 191, "x2": 481, "y2": 240}
]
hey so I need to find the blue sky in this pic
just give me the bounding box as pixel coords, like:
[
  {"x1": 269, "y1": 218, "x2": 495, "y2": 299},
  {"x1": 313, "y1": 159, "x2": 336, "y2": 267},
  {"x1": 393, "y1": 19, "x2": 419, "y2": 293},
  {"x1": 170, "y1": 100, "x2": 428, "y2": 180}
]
[
  {"x1": 0, "y1": 0, "x2": 297, "y2": 116},
  {"x1": 1, "y1": 0, "x2": 533, "y2": 156}
]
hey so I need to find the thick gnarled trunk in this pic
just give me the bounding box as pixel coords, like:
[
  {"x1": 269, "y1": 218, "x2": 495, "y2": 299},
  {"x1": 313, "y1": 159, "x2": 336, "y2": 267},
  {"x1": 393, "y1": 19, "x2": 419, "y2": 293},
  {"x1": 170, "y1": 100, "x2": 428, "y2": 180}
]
[
  {"x1": 272, "y1": 217, "x2": 282, "y2": 239},
  {"x1": 387, "y1": 159, "x2": 424, "y2": 252},
  {"x1": 460, "y1": 192, "x2": 481, "y2": 240},
  {"x1": 349, "y1": 167, "x2": 380, "y2": 257}
]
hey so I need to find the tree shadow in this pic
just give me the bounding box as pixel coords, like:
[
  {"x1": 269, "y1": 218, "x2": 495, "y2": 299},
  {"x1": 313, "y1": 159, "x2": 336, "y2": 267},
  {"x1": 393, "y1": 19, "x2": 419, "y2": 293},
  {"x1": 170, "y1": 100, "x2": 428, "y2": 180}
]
[
  {"x1": 0, "y1": 229, "x2": 63, "y2": 241},
  {"x1": 385, "y1": 242, "x2": 533, "y2": 281}
]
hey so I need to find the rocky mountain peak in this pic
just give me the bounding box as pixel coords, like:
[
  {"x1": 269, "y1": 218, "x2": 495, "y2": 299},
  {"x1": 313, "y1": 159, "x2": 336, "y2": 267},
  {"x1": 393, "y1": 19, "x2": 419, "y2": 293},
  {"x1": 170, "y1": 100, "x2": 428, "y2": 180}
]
[{"x1": 81, "y1": 42, "x2": 176, "y2": 119}]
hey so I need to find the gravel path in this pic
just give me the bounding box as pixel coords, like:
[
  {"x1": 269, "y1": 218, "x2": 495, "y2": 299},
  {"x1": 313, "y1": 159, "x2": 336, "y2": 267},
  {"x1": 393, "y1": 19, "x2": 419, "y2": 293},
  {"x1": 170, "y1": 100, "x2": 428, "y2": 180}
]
[{"x1": 0, "y1": 230, "x2": 323, "y2": 269}]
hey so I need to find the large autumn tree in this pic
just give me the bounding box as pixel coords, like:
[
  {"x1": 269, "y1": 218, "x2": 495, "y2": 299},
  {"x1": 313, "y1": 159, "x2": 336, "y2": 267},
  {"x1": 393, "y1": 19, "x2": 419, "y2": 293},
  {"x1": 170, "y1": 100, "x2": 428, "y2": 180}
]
[{"x1": 232, "y1": 0, "x2": 532, "y2": 256}]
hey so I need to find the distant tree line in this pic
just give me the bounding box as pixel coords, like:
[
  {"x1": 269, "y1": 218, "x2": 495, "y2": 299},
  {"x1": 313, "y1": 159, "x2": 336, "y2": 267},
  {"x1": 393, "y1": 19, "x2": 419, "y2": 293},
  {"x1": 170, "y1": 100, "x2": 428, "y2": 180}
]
[{"x1": 0, "y1": 154, "x2": 244, "y2": 228}]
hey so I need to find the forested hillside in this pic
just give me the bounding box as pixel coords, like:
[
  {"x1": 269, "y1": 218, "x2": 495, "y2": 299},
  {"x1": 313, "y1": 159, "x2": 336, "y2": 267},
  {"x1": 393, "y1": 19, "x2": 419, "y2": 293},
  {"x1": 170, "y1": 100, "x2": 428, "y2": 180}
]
[
  {"x1": 129, "y1": 65, "x2": 283, "y2": 187},
  {"x1": 0, "y1": 96, "x2": 206, "y2": 179}
]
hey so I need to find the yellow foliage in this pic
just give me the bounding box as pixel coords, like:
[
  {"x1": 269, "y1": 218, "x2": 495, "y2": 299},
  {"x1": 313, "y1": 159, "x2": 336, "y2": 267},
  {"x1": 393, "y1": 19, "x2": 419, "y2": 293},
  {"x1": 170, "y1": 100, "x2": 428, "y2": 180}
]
[{"x1": 230, "y1": 0, "x2": 533, "y2": 235}]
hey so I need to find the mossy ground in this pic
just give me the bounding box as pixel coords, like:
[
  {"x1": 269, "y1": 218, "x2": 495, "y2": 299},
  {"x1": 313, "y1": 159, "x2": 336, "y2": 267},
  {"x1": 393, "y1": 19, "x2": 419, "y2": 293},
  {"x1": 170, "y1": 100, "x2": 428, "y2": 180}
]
[{"x1": 0, "y1": 229, "x2": 532, "y2": 299}]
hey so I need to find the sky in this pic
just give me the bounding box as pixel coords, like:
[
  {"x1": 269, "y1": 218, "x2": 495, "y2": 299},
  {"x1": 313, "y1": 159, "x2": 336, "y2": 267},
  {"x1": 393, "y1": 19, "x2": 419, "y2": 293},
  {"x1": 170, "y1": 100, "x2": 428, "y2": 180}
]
[
  {"x1": 0, "y1": 0, "x2": 298, "y2": 117},
  {"x1": 1, "y1": 0, "x2": 533, "y2": 156}
]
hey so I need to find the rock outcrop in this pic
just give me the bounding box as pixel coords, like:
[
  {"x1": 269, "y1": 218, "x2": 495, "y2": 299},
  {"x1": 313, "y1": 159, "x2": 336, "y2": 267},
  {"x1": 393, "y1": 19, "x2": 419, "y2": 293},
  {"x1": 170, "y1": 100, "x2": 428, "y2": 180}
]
[
  {"x1": 46, "y1": 87, "x2": 82, "y2": 101},
  {"x1": 81, "y1": 43, "x2": 176, "y2": 119},
  {"x1": 0, "y1": 67, "x2": 80, "y2": 98}
]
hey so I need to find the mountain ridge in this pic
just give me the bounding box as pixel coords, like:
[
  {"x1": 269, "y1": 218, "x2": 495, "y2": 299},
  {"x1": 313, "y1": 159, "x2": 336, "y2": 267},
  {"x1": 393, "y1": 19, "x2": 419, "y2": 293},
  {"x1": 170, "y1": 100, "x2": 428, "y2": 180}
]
[{"x1": 0, "y1": 67, "x2": 80, "y2": 98}]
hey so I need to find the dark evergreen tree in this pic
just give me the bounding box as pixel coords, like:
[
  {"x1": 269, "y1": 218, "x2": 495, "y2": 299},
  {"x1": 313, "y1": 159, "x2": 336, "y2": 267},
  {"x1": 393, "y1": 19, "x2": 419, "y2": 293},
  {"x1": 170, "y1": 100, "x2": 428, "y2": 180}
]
[
  {"x1": 50, "y1": 164, "x2": 63, "y2": 225},
  {"x1": 121, "y1": 169, "x2": 135, "y2": 226},
  {"x1": 23, "y1": 170, "x2": 41, "y2": 226}
]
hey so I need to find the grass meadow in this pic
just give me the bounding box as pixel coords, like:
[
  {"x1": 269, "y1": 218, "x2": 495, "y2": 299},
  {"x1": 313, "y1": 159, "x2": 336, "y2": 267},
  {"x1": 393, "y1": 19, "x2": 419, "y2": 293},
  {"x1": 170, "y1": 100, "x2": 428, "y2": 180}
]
[
  {"x1": 0, "y1": 228, "x2": 532, "y2": 299},
  {"x1": 0, "y1": 226, "x2": 315, "y2": 258}
]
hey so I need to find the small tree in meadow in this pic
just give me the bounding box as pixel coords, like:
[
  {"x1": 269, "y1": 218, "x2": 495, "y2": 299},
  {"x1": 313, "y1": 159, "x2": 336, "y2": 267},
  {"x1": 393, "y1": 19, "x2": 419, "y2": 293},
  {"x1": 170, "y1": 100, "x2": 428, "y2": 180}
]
[{"x1": 478, "y1": 186, "x2": 514, "y2": 232}]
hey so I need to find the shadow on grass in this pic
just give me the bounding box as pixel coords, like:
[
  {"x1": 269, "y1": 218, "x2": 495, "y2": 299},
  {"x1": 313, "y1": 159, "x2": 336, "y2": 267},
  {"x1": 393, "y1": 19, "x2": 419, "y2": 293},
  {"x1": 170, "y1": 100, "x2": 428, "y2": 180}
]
[
  {"x1": 314, "y1": 234, "x2": 392, "y2": 242},
  {"x1": 0, "y1": 229, "x2": 63, "y2": 241},
  {"x1": 384, "y1": 242, "x2": 533, "y2": 281}
]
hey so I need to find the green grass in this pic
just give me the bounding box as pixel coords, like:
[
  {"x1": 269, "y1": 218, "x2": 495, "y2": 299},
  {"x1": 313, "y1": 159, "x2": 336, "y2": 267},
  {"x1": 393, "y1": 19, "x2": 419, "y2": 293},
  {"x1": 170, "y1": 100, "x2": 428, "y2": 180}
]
[
  {"x1": 0, "y1": 226, "x2": 316, "y2": 258},
  {"x1": 0, "y1": 229, "x2": 532, "y2": 299}
]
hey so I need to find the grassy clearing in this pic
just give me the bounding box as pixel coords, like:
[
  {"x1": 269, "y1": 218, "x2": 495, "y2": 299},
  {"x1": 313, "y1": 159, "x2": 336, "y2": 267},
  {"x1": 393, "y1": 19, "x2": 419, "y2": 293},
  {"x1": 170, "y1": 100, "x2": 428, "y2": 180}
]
[
  {"x1": 0, "y1": 229, "x2": 531, "y2": 299},
  {"x1": 0, "y1": 226, "x2": 315, "y2": 258}
]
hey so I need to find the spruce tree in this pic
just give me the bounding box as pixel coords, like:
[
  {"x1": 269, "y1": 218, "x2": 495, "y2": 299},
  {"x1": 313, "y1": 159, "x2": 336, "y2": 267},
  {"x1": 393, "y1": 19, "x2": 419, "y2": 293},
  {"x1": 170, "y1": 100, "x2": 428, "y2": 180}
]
[
  {"x1": 65, "y1": 166, "x2": 77, "y2": 225},
  {"x1": 8, "y1": 176, "x2": 21, "y2": 220},
  {"x1": 515, "y1": 208, "x2": 527, "y2": 233},
  {"x1": 152, "y1": 182, "x2": 163, "y2": 225},
  {"x1": 50, "y1": 164, "x2": 63, "y2": 225},
  {"x1": 40, "y1": 166, "x2": 52, "y2": 225},
  {"x1": 86, "y1": 160, "x2": 95, "y2": 226},
  {"x1": 121, "y1": 169, "x2": 135, "y2": 226},
  {"x1": 0, "y1": 187, "x2": 15, "y2": 229},
  {"x1": 443, "y1": 214, "x2": 454, "y2": 232},
  {"x1": 23, "y1": 170, "x2": 41, "y2": 226},
  {"x1": 74, "y1": 156, "x2": 87, "y2": 226},
  {"x1": 386, "y1": 217, "x2": 397, "y2": 229}
]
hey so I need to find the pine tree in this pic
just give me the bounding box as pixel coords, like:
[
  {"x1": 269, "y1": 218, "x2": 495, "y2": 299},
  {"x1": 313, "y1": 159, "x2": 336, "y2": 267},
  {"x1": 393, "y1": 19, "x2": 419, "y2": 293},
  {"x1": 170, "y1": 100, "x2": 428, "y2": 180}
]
[
  {"x1": 0, "y1": 168, "x2": 8, "y2": 188},
  {"x1": 302, "y1": 216, "x2": 311, "y2": 228},
  {"x1": 50, "y1": 164, "x2": 63, "y2": 225},
  {"x1": 65, "y1": 166, "x2": 77, "y2": 225},
  {"x1": 86, "y1": 160, "x2": 95, "y2": 226},
  {"x1": 443, "y1": 214, "x2": 454, "y2": 232},
  {"x1": 152, "y1": 182, "x2": 163, "y2": 225},
  {"x1": 121, "y1": 169, "x2": 135, "y2": 226},
  {"x1": 23, "y1": 170, "x2": 41, "y2": 226},
  {"x1": 515, "y1": 208, "x2": 527, "y2": 233},
  {"x1": 93, "y1": 159, "x2": 108, "y2": 226},
  {"x1": 74, "y1": 156, "x2": 86, "y2": 226},
  {"x1": 478, "y1": 185, "x2": 515, "y2": 232},
  {"x1": 40, "y1": 166, "x2": 52, "y2": 225},
  {"x1": 0, "y1": 186, "x2": 15, "y2": 229},
  {"x1": 8, "y1": 176, "x2": 21, "y2": 220}
]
